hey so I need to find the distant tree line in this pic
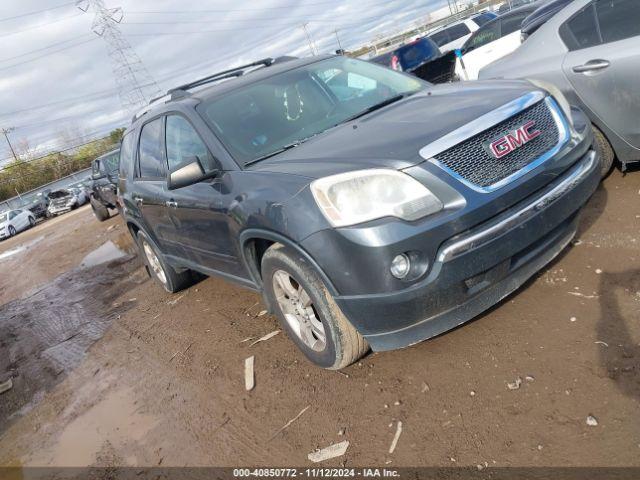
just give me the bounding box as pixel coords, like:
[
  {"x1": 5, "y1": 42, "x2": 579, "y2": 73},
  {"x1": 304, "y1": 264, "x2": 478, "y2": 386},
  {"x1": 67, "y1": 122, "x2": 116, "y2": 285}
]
[{"x1": 0, "y1": 128, "x2": 125, "y2": 202}]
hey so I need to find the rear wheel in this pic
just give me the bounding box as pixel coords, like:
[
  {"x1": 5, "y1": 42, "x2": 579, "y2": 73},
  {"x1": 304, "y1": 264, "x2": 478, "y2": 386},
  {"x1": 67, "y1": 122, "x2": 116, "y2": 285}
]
[
  {"x1": 262, "y1": 244, "x2": 369, "y2": 370},
  {"x1": 136, "y1": 230, "x2": 195, "y2": 293},
  {"x1": 29, "y1": 216, "x2": 35, "y2": 227},
  {"x1": 592, "y1": 124, "x2": 615, "y2": 178},
  {"x1": 90, "y1": 197, "x2": 110, "y2": 222}
]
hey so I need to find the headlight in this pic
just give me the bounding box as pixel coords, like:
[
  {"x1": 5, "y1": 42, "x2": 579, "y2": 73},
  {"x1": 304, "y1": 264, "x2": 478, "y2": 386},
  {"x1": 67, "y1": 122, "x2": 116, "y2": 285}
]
[
  {"x1": 310, "y1": 169, "x2": 443, "y2": 228},
  {"x1": 527, "y1": 78, "x2": 573, "y2": 126}
]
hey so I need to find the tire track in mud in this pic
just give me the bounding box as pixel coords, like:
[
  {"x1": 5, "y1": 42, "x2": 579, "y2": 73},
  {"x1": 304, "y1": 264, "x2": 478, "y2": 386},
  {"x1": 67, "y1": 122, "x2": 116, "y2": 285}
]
[{"x1": 0, "y1": 254, "x2": 144, "y2": 432}]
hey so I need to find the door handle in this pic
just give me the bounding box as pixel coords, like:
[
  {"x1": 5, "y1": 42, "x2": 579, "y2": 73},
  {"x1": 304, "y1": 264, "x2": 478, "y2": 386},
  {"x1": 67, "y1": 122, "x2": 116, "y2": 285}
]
[
  {"x1": 165, "y1": 200, "x2": 178, "y2": 209},
  {"x1": 572, "y1": 59, "x2": 610, "y2": 73},
  {"x1": 133, "y1": 196, "x2": 143, "y2": 205}
]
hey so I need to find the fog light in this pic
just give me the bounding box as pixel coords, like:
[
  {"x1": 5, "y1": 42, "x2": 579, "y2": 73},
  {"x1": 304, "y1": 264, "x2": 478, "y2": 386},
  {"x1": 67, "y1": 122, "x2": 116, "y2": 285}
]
[{"x1": 390, "y1": 253, "x2": 411, "y2": 279}]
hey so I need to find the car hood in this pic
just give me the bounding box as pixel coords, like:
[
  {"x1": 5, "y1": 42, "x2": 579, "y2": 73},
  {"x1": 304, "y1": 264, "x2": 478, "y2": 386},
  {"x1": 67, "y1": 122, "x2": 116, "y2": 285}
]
[{"x1": 249, "y1": 80, "x2": 540, "y2": 179}]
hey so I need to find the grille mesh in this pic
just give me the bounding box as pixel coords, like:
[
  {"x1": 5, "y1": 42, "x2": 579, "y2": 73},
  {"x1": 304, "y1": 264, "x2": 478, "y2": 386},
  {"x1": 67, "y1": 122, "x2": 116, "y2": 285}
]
[{"x1": 434, "y1": 100, "x2": 560, "y2": 189}]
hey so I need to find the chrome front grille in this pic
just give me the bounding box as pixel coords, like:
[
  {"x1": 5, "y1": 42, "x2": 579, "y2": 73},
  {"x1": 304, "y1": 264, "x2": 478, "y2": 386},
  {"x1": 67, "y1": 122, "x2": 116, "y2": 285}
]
[
  {"x1": 435, "y1": 100, "x2": 560, "y2": 189},
  {"x1": 420, "y1": 93, "x2": 570, "y2": 193}
]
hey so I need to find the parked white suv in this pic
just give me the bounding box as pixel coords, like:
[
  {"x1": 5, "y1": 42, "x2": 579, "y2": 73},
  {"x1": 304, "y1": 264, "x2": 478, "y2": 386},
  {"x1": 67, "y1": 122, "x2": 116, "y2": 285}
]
[
  {"x1": 428, "y1": 12, "x2": 497, "y2": 54},
  {"x1": 455, "y1": 4, "x2": 539, "y2": 81}
]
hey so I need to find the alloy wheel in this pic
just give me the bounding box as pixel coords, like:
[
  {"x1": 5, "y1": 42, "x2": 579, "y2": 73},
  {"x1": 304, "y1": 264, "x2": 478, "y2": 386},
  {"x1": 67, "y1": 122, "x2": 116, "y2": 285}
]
[
  {"x1": 142, "y1": 240, "x2": 167, "y2": 286},
  {"x1": 272, "y1": 270, "x2": 326, "y2": 352},
  {"x1": 8, "y1": 226, "x2": 16, "y2": 237}
]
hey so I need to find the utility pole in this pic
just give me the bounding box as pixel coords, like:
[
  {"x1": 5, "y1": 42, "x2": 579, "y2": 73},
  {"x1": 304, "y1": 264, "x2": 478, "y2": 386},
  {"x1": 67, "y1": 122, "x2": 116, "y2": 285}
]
[
  {"x1": 77, "y1": 0, "x2": 161, "y2": 113},
  {"x1": 1, "y1": 127, "x2": 17, "y2": 162},
  {"x1": 333, "y1": 29, "x2": 343, "y2": 51},
  {"x1": 301, "y1": 23, "x2": 317, "y2": 56}
]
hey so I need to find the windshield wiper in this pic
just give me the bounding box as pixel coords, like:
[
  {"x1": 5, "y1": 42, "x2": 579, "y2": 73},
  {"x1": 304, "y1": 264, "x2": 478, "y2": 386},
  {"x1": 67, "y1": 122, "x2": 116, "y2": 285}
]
[
  {"x1": 340, "y1": 93, "x2": 409, "y2": 124},
  {"x1": 244, "y1": 134, "x2": 317, "y2": 167}
]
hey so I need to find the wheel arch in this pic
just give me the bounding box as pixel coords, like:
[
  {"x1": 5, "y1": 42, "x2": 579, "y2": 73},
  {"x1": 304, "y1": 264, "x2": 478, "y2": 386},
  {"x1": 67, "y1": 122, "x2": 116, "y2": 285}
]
[{"x1": 239, "y1": 229, "x2": 339, "y2": 297}]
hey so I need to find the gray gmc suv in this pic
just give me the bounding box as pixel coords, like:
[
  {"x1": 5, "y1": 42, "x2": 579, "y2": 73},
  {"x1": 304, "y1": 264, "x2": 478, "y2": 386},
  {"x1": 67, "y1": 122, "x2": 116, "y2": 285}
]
[{"x1": 119, "y1": 55, "x2": 599, "y2": 369}]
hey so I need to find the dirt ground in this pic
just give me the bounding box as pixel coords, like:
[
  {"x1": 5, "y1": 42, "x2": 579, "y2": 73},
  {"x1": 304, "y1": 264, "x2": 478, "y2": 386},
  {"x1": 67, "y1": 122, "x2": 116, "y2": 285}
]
[{"x1": 0, "y1": 170, "x2": 639, "y2": 469}]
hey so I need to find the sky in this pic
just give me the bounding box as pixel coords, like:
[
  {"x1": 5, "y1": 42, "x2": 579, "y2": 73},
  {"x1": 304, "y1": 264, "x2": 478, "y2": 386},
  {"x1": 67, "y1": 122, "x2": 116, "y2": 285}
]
[{"x1": 0, "y1": 0, "x2": 456, "y2": 165}]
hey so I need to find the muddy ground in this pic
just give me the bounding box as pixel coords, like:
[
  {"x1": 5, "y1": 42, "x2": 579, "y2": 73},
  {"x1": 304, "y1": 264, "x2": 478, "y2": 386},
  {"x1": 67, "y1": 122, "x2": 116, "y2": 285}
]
[{"x1": 0, "y1": 171, "x2": 639, "y2": 469}]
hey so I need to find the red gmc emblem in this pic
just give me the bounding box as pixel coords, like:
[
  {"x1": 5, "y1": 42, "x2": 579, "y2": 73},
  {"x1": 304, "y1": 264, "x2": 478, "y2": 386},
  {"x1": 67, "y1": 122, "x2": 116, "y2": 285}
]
[{"x1": 485, "y1": 120, "x2": 541, "y2": 159}]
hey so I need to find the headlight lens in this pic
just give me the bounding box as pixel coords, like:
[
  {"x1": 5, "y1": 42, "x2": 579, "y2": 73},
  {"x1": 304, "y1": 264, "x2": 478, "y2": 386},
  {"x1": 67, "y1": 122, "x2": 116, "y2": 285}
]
[
  {"x1": 311, "y1": 169, "x2": 443, "y2": 227},
  {"x1": 527, "y1": 78, "x2": 573, "y2": 126}
]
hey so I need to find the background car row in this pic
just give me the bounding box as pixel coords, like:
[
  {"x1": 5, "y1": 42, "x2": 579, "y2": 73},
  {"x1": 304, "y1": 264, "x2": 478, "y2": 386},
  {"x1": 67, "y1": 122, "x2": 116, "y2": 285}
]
[{"x1": 368, "y1": 0, "x2": 639, "y2": 175}]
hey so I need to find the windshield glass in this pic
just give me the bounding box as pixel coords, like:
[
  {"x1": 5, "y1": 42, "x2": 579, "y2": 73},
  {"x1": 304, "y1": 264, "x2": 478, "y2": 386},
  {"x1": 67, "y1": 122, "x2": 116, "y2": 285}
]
[{"x1": 200, "y1": 57, "x2": 424, "y2": 165}]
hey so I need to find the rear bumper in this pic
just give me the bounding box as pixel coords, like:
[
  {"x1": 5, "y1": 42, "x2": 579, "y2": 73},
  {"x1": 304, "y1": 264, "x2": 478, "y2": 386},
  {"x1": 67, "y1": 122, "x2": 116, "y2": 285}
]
[{"x1": 334, "y1": 149, "x2": 600, "y2": 351}]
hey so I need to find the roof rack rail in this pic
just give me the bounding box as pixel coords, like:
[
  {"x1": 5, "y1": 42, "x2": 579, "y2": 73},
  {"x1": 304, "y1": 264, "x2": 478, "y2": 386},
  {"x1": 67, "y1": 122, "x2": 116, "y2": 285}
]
[
  {"x1": 166, "y1": 57, "x2": 274, "y2": 97},
  {"x1": 133, "y1": 57, "x2": 282, "y2": 123}
]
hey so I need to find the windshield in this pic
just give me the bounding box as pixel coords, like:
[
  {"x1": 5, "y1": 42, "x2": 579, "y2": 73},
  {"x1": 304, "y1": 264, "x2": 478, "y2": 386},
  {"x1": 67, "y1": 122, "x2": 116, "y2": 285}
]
[
  {"x1": 49, "y1": 190, "x2": 71, "y2": 199},
  {"x1": 200, "y1": 57, "x2": 424, "y2": 165}
]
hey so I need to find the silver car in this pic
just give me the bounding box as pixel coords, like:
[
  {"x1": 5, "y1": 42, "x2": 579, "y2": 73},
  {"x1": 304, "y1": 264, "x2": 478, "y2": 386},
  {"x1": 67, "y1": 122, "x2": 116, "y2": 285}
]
[{"x1": 479, "y1": 0, "x2": 640, "y2": 174}]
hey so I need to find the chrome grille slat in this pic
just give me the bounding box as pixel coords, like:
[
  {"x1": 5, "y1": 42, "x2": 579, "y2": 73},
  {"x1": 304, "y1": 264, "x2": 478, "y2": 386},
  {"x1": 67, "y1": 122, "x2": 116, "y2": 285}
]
[{"x1": 434, "y1": 100, "x2": 560, "y2": 189}]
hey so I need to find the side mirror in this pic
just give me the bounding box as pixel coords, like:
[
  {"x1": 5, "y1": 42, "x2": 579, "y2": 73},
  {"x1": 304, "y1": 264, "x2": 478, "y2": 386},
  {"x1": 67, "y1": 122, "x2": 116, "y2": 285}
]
[{"x1": 168, "y1": 156, "x2": 218, "y2": 190}]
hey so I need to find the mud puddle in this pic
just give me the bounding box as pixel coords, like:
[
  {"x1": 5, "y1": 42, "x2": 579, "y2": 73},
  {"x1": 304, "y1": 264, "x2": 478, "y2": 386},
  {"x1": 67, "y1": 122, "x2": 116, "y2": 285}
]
[
  {"x1": 29, "y1": 387, "x2": 159, "y2": 467},
  {"x1": 80, "y1": 235, "x2": 134, "y2": 269},
  {"x1": 0, "y1": 238, "x2": 143, "y2": 432},
  {"x1": 0, "y1": 236, "x2": 45, "y2": 261}
]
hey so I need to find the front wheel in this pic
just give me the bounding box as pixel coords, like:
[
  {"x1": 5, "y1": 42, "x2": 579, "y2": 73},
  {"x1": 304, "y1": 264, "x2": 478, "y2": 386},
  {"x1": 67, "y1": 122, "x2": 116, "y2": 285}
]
[
  {"x1": 29, "y1": 216, "x2": 35, "y2": 227},
  {"x1": 592, "y1": 124, "x2": 614, "y2": 178},
  {"x1": 261, "y1": 244, "x2": 369, "y2": 370},
  {"x1": 8, "y1": 225, "x2": 16, "y2": 237}
]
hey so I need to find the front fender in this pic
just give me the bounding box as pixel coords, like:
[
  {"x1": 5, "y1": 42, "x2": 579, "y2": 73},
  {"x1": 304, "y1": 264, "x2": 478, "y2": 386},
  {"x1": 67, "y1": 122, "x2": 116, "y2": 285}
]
[{"x1": 238, "y1": 228, "x2": 339, "y2": 297}]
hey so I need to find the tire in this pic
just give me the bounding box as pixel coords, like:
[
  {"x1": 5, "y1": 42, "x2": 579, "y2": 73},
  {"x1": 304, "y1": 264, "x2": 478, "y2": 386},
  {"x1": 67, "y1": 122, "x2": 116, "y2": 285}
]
[
  {"x1": 261, "y1": 244, "x2": 369, "y2": 370},
  {"x1": 29, "y1": 216, "x2": 35, "y2": 228},
  {"x1": 135, "y1": 230, "x2": 194, "y2": 293},
  {"x1": 8, "y1": 225, "x2": 16, "y2": 237},
  {"x1": 90, "y1": 197, "x2": 110, "y2": 222},
  {"x1": 592, "y1": 124, "x2": 615, "y2": 178}
]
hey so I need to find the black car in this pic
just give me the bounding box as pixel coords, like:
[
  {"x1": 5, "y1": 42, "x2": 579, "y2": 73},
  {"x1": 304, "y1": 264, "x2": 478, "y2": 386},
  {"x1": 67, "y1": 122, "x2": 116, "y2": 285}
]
[
  {"x1": 21, "y1": 190, "x2": 50, "y2": 219},
  {"x1": 119, "y1": 55, "x2": 599, "y2": 369},
  {"x1": 89, "y1": 149, "x2": 120, "y2": 221},
  {"x1": 369, "y1": 38, "x2": 457, "y2": 84}
]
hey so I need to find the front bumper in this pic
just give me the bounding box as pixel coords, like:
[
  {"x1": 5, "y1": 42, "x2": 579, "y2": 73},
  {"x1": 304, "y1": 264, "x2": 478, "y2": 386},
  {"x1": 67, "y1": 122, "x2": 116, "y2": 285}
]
[
  {"x1": 48, "y1": 205, "x2": 72, "y2": 215},
  {"x1": 334, "y1": 149, "x2": 600, "y2": 351}
]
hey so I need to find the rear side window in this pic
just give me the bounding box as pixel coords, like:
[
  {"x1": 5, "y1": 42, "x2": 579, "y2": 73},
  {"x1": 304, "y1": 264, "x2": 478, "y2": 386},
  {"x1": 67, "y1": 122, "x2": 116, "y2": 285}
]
[
  {"x1": 119, "y1": 132, "x2": 135, "y2": 179},
  {"x1": 464, "y1": 20, "x2": 501, "y2": 52},
  {"x1": 561, "y1": 4, "x2": 601, "y2": 50},
  {"x1": 501, "y1": 11, "x2": 530, "y2": 36},
  {"x1": 429, "y1": 30, "x2": 450, "y2": 47},
  {"x1": 165, "y1": 115, "x2": 216, "y2": 172},
  {"x1": 595, "y1": 0, "x2": 640, "y2": 43},
  {"x1": 137, "y1": 118, "x2": 165, "y2": 179},
  {"x1": 446, "y1": 23, "x2": 472, "y2": 42}
]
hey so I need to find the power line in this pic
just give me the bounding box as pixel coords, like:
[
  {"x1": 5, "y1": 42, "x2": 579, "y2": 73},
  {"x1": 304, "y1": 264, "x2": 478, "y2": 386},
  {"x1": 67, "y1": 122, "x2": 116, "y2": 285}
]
[
  {"x1": 0, "y1": 1, "x2": 76, "y2": 23},
  {"x1": 0, "y1": 38, "x2": 98, "y2": 72},
  {"x1": 0, "y1": 12, "x2": 84, "y2": 38},
  {"x1": 0, "y1": 34, "x2": 91, "y2": 64},
  {"x1": 126, "y1": 0, "x2": 385, "y2": 14},
  {"x1": 0, "y1": 127, "x2": 123, "y2": 171}
]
